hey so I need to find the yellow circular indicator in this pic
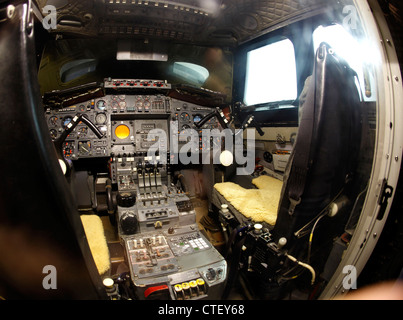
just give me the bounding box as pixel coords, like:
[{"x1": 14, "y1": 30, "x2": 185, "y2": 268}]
[
  {"x1": 115, "y1": 124, "x2": 130, "y2": 139},
  {"x1": 174, "y1": 284, "x2": 182, "y2": 292}
]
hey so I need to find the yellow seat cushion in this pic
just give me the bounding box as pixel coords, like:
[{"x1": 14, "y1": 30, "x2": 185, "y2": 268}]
[
  {"x1": 214, "y1": 175, "x2": 283, "y2": 225},
  {"x1": 80, "y1": 215, "x2": 111, "y2": 275}
]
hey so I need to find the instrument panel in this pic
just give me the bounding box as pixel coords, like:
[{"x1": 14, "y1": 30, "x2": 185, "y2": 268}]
[{"x1": 45, "y1": 92, "x2": 221, "y2": 160}]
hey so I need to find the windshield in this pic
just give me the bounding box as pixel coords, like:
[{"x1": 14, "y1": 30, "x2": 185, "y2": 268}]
[{"x1": 38, "y1": 39, "x2": 233, "y2": 102}]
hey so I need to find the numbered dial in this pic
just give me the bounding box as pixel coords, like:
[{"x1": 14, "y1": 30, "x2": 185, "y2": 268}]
[
  {"x1": 78, "y1": 141, "x2": 91, "y2": 156},
  {"x1": 95, "y1": 113, "x2": 107, "y2": 125},
  {"x1": 96, "y1": 100, "x2": 106, "y2": 111}
]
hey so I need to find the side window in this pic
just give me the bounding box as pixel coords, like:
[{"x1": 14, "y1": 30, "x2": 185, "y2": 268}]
[
  {"x1": 244, "y1": 38, "x2": 297, "y2": 106},
  {"x1": 60, "y1": 59, "x2": 97, "y2": 83},
  {"x1": 313, "y1": 24, "x2": 376, "y2": 101}
]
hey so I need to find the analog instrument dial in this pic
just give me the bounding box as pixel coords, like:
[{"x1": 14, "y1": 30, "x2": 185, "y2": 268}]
[
  {"x1": 77, "y1": 126, "x2": 88, "y2": 138},
  {"x1": 78, "y1": 141, "x2": 91, "y2": 156},
  {"x1": 180, "y1": 112, "x2": 190, "y2": 122},
  {"x1": 95, "y1": 113, "x2": 107, "y2": 125},
  {"x1": 49, "y1": 116, "x2": 58, "y2": 126},
  {"x1": 62, "y1": 116, "x2": 73, "y2": 128},
  {"x1": 96, "y1": 100, "x2": 106, "y2": 111},
  {"x1": 49, "y1": 129, "x2": 58, "y2": 140}
]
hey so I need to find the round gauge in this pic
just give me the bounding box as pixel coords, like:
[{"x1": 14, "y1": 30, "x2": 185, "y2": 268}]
[
  {"x1": 63, "y1": 141, "x2": 74, "y2": 159},
  {"x1": 118, "y1": 95, "x2": 125, "y2": 101},
  {"x1": 136, "y1": 101, "x2": 143, "y2": 108},
  {"x1": 96, "y1": 100, "x2": 106, "y2": 111},
  {"x1": 193, "y1": 114, "x2": 202, "y2": 123},
  {"x1": 78, "y1": 104, "x2": 86, "y2": 112},
  {"x1": 78, "y1": 141, "x2": 91, "y2": 156},
  {"x1": 181, "y1": 124, "x2": 191, "y2": 131},
  {"x1": 95, "y1": 113, "x2": 107, "y2": 125},
  {"x1": 77, "y1": 126, "x2": 88, "y2": 138},
  {"x1": 119, "y1": 101, "x2": 126, "y2": 108},
  {"x1": 49, "y1": 129, "x2": 58, "y2": 140},
  {"x1": 49, "y1": 116, "x2": 58, "y2": 126},
  {"x1": 62, "y1": 116, "x2": 73, "y2": 128},
  {"x1": 180, "y1": 112, "x2": 190, "y2": 122}
]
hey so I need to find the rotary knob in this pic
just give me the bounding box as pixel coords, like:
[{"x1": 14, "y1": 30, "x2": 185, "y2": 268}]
[
  {"x1": 120, "y1": 211, "x2": 138, "y2": 235},
  {"x1": 117, "y1": 192, "x2": 136, "y2": 207}
]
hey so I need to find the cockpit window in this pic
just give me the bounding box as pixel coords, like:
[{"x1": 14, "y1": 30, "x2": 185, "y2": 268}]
[
  {"x1": 171, "y1": 62, "x2": 209, "y2": 86},
  {"x1": 38, "y1": 39, "x2": 233, "y2": 101},
  {"x1": 243, "y1": 38, "x2": 297, "y2": 106},
  {"x1": 60, "y1": 59, "x2": 97, "y2": 83}
]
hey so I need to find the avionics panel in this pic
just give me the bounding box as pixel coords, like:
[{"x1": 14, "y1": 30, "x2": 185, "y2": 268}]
[
  {"x1": 123, "y1": 226, "x2": 227, "y2": 300},
  {"x1": 45, "y1": 93, "x2": 221, "y2": 160},
  {"x1": 110, "y1": 118, "x2": 169, "y2": 155}
]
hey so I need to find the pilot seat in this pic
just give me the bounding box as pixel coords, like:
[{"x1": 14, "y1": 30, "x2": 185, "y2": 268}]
[{"x1": 212, "y1": 42, "x2": 363, "y2": 299}]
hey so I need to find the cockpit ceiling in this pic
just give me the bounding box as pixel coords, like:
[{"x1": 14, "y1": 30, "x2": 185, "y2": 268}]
[{"x1": 34, "y1": 0, "x2": 329, "y2": 45}]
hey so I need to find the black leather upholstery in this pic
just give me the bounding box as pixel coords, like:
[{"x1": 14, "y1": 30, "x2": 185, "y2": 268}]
[{"x1": 0, "y1": 2, "x2": 107, "y2": 299}]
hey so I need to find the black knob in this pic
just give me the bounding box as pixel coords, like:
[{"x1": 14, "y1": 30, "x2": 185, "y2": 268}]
[
  {"x1": 117, "y1": 192, "x2": 136, "y2": 207},
  {"x1": 263, "y1": 151, "x2": 273, "y2": 163},
  {"x1": 120, "y1": 211, "x2": 138, "y2": 235}
]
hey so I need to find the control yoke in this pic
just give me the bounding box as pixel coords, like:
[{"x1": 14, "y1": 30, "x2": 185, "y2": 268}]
[
  {"x1": 194, "y1": 106, "x2": 264, "y2": 136},
  {"x1": 194, "y1": 107, "x2": 230, "y2": 130},
  {"x1": 54, "y1": 113, "x2": 104, "y2": 175},
  {"x1": 239, "y1": 114, "x2": 264, "y2": 136}
]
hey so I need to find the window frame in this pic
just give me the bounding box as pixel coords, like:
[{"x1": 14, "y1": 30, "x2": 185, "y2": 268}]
[{"x1": 243, "y1": 37, "x2": 298, "y2": 107}]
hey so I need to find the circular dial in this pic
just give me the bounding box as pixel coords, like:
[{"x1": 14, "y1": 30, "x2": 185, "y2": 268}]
[
  {"x1": 181, "y1": 124, "x2": 191, "y2": 131},
  {"x1": 49, "y1": 116, "x2": 58, "y2": 126},
  {"x1": 78, "y1": 141, "x2": 91, "y2": 156},
  {"x1": 63, "y1": 141, "x2": 74, "y2": 159},
  {"x1": 95, "y1": 113, "x2": 107, "y2": 125},
  {"x1": 62, "y1": 116, "x2": 73, "y2": 128},
  {"x1": 96, "y1": 100, "x2": 106, "y2": 111},
  {"x1": 111, "y1": 101, "x2": 119, "y2": 111},
  {"x1": 78, "y1": 104, "x2": 86, "y2": 112},
  {"x1": 136, "y1": 101, "x2": 143, "y2": 110},
  {"x1": 49, "y1": 129, "x2": 58, "y2": 140},
  {"x1": 77, "y1": 126, "x2": 88, "y2": 138},
  {"x1": 180, "y1": 112, "x2": 190, "y2": 122},
  {"x1": 193, "y1": 114, "x2": 202, "y2": 123}
]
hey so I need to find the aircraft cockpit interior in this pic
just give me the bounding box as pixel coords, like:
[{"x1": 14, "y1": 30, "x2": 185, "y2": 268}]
[{"x1": 0, "y1": 0, "x2": 402, "y2": 302}]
